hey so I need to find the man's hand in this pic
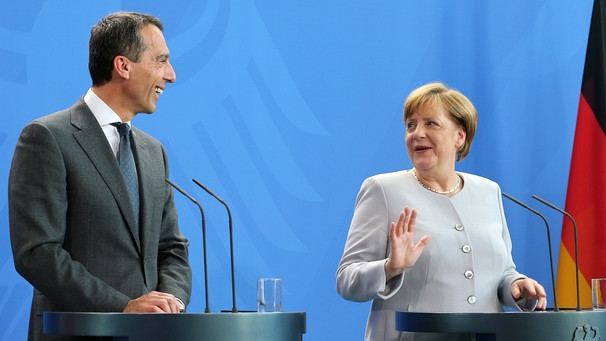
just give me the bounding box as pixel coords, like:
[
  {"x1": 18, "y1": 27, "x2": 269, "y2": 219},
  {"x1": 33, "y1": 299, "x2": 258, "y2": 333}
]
[{"x1": 123, "y1": 291, "x2": 182, "y2": 313}]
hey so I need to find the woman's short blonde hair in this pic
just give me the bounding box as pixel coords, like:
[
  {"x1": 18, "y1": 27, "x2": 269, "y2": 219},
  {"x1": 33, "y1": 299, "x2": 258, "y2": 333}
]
[{"x1": 403, "y1": 82, "x2": 477, "y2": 161}]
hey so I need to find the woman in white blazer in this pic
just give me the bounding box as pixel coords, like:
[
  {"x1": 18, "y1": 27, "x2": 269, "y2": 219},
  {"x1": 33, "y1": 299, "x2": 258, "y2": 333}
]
[{"x1": 336, "y1": 82, "x2": 547, "y2": 341}]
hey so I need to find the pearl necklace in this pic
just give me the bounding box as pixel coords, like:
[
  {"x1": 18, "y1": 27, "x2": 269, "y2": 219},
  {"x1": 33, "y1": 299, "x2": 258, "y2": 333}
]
[{"x1": 411, "y1": 169, "x2": 461, "y2": 195}]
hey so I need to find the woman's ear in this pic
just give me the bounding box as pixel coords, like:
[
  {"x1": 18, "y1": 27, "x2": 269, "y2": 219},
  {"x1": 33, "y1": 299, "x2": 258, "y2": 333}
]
[{"x1": 456, "y1": 126, "x2": 466, "y2": 149}]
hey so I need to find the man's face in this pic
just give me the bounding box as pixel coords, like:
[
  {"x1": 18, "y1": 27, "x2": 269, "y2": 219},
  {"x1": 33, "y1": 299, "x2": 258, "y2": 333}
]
[{"x1": 126, "y1": 24, "x2": 176, "y2": 115}]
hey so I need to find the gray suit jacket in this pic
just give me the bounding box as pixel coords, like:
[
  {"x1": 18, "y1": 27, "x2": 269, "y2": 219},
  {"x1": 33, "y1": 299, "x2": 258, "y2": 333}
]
[{"x1": 9, "y1": 99, "x2": 192, "y2": 340}]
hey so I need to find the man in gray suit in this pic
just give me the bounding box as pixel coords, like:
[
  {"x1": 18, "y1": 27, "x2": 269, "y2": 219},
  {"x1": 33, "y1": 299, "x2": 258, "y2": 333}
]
[{"x1": 8, "y1": 12, "x2": 193, "y2": 340}]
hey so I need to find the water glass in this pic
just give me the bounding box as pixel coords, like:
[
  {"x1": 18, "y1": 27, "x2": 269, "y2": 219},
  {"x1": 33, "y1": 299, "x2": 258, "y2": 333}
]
[{"x1": 257, "y1": 278, "x2": 282, "y2": 312}]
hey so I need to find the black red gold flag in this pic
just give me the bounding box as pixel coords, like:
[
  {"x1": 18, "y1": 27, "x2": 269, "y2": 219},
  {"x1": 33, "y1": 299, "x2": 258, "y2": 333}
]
[{"x1": 557, "y1": 0, "x2": 606, "y2": 309}]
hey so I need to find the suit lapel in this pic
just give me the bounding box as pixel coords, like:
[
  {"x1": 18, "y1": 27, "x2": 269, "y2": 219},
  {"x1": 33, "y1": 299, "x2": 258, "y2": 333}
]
[{"x1": 69, "y1": 99, "x2": 142, "y2": 253}]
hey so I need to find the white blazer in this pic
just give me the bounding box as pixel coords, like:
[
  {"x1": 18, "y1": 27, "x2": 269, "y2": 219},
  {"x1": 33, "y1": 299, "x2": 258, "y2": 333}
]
[{"x1": 337, "y1": 170, "x2": 534, "y2": 341}]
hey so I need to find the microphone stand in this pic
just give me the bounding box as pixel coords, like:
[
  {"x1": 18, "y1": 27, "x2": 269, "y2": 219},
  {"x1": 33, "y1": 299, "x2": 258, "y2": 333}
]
[
  {"x1": 193, "y1": 178, "x2": 238, "y2": 313},
  {"x1": 502, "y1": 193, "x2": 558, "y2": 311},
  {"x1": 165, "y1": 178, "x2": 211, "y2": 313},
  {"x1": 532, "y1": 194, "x2": 581, "y2": 311}
]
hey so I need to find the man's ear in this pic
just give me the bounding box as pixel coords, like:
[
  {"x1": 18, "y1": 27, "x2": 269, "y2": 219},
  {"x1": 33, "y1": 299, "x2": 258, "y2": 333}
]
[{"x1": 113, "y1": 55, "x2": 131, "y2": 80}]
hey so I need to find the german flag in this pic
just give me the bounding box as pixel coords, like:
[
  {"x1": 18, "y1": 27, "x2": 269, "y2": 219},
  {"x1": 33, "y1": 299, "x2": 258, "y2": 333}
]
[{"x1": 557, "y1": 0, "x2": 606, "y2": 309}]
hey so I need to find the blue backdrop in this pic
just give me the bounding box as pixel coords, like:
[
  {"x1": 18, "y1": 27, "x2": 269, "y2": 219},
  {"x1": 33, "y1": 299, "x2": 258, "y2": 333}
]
[{"x1": 0, "y1": 1, "x2": 594, "y2": 339}]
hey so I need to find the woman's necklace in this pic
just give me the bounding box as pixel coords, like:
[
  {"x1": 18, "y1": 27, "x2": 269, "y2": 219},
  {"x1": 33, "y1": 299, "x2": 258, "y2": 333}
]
[{"x1": 411, "y1": 169, "x2": 461, "y2": 195}]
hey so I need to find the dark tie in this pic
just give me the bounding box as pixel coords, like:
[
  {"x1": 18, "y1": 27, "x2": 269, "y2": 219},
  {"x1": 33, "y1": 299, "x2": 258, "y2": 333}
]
[{"x1": 111, "y1": 122, "x2": 140, "y2": 227}]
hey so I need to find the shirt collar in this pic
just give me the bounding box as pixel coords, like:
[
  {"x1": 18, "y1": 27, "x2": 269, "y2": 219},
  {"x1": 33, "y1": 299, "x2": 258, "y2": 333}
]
[{"x1": 83, "y1": 88, "x2": 130, "y2": 127}]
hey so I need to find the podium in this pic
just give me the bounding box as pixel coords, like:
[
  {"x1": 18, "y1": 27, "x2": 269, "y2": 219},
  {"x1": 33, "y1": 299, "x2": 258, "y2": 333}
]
[
  {"x1": 396, "y1": 310, "x2": 606, "y2": 341},
  {"x1": 44, "y1": 311, "x2": 306, "y2": 341}
]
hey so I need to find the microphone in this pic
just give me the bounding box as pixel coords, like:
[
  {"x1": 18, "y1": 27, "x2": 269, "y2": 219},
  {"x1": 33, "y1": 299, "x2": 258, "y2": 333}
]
[
  {"x1": 502, "y1": 192, "x2": 558, "y2": 311},
  {"x1": 192, "y1": 178, "x2": 238, "y2": 313},
  {"x1": 531, "y1": 194, "x2": 581, "y2": 311},
  {"x1": 165, "y1": 178, "x2": 211, "y2": 313}
]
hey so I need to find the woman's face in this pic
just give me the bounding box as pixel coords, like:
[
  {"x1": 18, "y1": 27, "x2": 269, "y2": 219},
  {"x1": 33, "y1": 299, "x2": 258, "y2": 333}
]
[{"x1": 405, "y1": 103, "x2": 465, "y2": 172}]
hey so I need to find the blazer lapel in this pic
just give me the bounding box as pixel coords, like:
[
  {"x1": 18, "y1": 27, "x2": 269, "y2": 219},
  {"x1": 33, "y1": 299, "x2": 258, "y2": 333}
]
[{"x1": 70, "y1": 99, "x2": 142, "y2": 253}]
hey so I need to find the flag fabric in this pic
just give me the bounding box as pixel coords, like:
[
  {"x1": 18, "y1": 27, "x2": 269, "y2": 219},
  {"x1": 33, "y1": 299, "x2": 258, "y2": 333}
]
[{"x1": 557, "y1": 0, "x2": 606, "y2": 309}]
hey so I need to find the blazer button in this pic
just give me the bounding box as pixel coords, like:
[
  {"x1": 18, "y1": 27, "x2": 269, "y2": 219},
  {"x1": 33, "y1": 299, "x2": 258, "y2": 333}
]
[
  {"x1": 454, "y1": 224, "x2": 464, "y2": 231},
  {"x1": 464, "y1": 270, "x2": 474, "y2": 279},
  {"x1": 467, "y1": 296, "x2": 477, "y2": 304},
  {"x1": 461, "y1": 245, "x2": 471, "y2": 253}
]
